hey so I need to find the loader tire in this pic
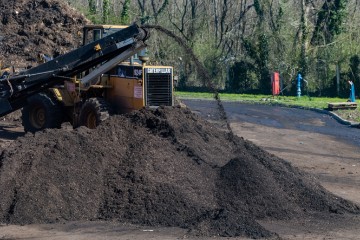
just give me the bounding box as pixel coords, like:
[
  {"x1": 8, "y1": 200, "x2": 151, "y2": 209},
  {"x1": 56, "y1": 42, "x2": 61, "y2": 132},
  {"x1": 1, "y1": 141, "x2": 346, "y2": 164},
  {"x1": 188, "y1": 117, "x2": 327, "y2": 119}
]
[
  {"x1": 22, "y1": 93, "x2": 64, "y2": 133},
  {"x1": 79, "y1": 98, "x2": 111, "y2": 129}
]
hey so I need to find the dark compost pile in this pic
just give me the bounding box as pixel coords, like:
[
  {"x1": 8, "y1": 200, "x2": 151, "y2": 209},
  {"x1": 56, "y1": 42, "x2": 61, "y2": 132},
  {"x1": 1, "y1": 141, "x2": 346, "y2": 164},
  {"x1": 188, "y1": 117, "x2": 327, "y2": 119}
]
[
  {"x1": 0, "y1": 106, "x2": 359, "y2": 238},
  {"x1": 0, "y1": 0, "x2": 88, "y2": 67}
]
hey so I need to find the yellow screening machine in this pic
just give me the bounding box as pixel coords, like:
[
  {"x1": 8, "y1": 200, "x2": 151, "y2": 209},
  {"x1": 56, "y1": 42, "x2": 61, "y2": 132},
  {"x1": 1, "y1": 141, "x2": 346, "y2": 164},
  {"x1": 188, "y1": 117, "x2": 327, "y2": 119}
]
[{"x1": 0, "y1": 24, "x2": 174, "y2": 131}]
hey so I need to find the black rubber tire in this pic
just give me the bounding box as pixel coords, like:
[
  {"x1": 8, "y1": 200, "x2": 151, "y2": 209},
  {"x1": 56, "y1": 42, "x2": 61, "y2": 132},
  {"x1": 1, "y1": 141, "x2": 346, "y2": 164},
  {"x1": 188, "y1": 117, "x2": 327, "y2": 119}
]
[
  {"x1": 79, "y1": 98, "x2": 111, "y2": 129},
  {"x1": 22, "y1": 92, "x2": 64, "y2": 133}
]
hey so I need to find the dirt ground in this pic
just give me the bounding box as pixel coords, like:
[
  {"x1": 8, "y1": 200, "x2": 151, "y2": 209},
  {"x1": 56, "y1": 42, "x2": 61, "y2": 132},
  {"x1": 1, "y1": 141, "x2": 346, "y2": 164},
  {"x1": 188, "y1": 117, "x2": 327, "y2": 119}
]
[{"x1": 1, "y1": 102, "x2": 360, "y2": 239}]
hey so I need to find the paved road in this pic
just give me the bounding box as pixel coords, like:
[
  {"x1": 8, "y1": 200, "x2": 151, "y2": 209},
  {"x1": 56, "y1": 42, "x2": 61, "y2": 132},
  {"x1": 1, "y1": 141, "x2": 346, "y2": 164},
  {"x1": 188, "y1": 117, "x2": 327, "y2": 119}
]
[{"x1": 183, "y1": 99, "x2": 360, "y2": 147}]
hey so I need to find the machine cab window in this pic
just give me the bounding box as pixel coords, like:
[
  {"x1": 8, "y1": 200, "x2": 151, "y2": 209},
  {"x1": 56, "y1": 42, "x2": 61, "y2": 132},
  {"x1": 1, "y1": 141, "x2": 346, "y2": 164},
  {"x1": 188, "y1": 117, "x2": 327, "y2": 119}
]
[{"x1": 82, "y1": 25, "x2": 147, "y2": 66}]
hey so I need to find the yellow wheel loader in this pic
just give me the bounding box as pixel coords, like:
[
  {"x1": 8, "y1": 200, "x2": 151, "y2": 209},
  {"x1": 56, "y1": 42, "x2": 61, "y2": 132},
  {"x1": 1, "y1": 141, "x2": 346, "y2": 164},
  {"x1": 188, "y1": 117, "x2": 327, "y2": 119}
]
[{"x1": 0, "y1": 24, "x2": 174, "y2": 132}]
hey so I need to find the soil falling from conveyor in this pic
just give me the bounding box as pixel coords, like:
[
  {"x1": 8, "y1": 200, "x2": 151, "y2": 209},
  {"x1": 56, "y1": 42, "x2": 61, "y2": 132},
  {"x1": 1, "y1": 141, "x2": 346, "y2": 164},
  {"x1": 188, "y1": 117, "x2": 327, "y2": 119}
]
[{"x1": 144, "y1": 24, "x2": 233, "y2": 136}]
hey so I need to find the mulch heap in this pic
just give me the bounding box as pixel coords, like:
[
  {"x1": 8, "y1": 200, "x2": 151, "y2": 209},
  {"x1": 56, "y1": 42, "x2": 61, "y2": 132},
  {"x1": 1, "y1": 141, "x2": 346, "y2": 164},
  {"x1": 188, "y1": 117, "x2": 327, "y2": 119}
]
[
  {"x1": 0, "y1": 106, "x2": 359, "y2": 238},
  {"x1": 0, "y1": 0, "x2": 88, "y2": 68}
]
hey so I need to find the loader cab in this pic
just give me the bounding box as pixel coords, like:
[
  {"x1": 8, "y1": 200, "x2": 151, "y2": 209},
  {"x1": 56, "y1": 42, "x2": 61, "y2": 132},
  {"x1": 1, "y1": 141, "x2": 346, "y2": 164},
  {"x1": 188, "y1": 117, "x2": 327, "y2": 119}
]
[
  {"x1": 81, "y1": 25, "x2": 173, "y2": 114},
  {"x1": 82, "y1": 25, "x2": 148, "y2": 65},
  {"x1": 83, "y1": 24, "x2": 128, "y2": 43}
]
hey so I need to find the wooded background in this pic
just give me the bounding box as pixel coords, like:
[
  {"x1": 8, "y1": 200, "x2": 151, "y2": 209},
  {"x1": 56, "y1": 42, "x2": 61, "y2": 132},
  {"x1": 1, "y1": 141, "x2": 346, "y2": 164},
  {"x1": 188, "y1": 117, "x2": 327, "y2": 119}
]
[{"x1": 66, "y1": 0, "x2": 360, "y2": 97}]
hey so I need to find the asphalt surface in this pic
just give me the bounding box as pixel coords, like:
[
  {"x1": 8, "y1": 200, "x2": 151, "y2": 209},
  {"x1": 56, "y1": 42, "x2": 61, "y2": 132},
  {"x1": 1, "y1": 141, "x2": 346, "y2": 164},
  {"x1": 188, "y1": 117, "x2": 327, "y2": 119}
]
[{"x1": 182, "y1": 99, "x2": 360, "y2": 148}]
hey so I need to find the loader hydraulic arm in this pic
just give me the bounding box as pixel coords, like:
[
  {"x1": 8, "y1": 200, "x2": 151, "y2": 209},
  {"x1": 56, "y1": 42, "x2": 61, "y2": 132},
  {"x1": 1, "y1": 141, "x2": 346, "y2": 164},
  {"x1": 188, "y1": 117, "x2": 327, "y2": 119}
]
[{"x1": 0, "y1": 24, "x2": 149, "y2": 117}]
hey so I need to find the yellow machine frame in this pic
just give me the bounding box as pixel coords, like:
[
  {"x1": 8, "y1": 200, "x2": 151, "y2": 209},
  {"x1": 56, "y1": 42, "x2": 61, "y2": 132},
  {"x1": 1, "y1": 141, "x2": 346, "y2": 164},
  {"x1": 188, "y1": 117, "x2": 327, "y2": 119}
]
[{"x1": 51, "y1": 25, "x2": 174, "y2": 126}]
